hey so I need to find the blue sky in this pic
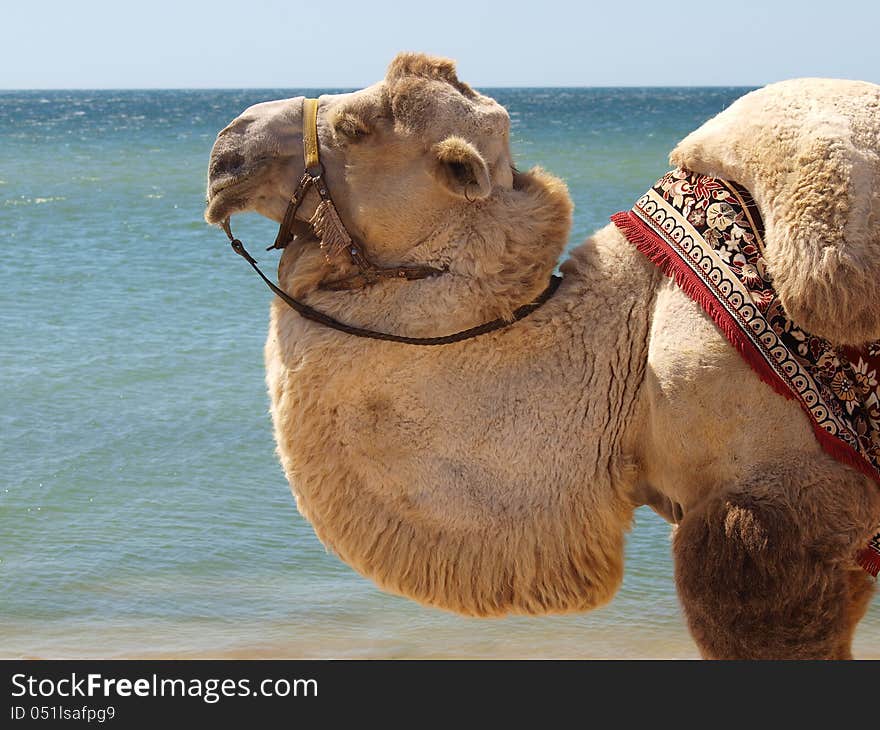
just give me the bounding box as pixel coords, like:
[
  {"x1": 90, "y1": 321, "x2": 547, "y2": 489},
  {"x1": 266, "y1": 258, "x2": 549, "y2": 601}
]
[{"x1": 3, "y1": 0, "x2": 879, "y2": 88}]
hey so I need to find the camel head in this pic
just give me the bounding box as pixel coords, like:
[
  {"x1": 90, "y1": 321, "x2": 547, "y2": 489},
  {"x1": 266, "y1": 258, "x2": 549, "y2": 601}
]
[
  {"x1": 207, "y1": 53, "x2": 513, "y2": 225},
  {"x1": 206, "y1": 52, "x2": 571, "y2": 320}
]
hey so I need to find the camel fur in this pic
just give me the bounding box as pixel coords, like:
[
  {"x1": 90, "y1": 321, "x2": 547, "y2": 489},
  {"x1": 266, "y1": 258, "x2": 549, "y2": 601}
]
[
  {"x1": 206, "y1": 53, "x2": 880, "y2": 658},
  {"x1": 670, "y1": 79, "x2": 880, "y2": 345}
]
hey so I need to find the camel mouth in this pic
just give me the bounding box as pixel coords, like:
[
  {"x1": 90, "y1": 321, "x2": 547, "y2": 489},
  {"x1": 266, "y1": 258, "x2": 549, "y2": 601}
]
[
  {"x1": 205, "y1": 184, "x2": 245, "y2": 225},
  {"x1": 204, "y1": 169, "x2": 260, "y2": 225},
  {"x1": 205, "y1": 143, "x2": 271, "y2": 224},
  {"x1": 205, "y1": 150, "x2": 297, "y2": 226},
  {"x1": 207, "y1": 174, "x2": 240, "y2": 199}
]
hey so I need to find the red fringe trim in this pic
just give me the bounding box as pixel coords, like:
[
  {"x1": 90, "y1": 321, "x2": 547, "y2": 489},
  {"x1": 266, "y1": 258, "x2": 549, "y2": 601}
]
[
  {"x1": 612, "y1": 210, "x2": 880, "y2": 513},
  {"x1": 857, "y1": 547, "x2": 880, "y2": 577}
]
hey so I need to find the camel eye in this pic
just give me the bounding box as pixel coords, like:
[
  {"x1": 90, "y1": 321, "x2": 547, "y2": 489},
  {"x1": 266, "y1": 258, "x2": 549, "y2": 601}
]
[{"x1": 334, "y1": 113, "x2": 370, "y2": 142}]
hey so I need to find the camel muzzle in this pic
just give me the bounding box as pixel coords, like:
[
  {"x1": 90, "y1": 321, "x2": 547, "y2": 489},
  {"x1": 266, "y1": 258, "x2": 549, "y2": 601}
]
[{"x1": 205, "y1": 96, "x2": 308, "y2": 224}]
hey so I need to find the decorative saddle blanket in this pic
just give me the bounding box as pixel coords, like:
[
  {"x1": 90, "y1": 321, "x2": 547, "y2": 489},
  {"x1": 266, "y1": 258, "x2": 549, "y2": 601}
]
[{"x1": 612, "y1": 168, "x2": 880, "y2": 575}]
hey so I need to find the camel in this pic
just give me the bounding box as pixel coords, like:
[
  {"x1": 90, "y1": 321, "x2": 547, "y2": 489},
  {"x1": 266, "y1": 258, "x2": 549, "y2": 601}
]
[{"x1": 205, "y1": 53, "x2": 880, "y2": 659}]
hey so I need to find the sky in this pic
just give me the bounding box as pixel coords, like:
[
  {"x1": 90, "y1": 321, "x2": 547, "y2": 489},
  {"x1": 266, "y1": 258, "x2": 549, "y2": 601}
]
[{"x1": 2, "y1": 0, "x2": 879, "y2": 88}]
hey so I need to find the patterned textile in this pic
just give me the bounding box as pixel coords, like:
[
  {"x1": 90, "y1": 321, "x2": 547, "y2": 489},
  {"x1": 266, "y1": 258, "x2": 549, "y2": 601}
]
[{"x1": 612, "y1": 168, "x2": 880, "y2": 575}]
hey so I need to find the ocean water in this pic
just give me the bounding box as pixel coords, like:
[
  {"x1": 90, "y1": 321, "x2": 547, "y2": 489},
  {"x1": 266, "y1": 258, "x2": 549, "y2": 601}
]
[{"x1": 2, "y1": 87, "x2": 878, "y2": 659}]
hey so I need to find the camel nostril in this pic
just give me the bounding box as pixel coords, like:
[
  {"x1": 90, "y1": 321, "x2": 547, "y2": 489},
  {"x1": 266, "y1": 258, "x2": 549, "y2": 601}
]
[{"x1": 211, "y1": 150, "x2": 245, "y2": 177}]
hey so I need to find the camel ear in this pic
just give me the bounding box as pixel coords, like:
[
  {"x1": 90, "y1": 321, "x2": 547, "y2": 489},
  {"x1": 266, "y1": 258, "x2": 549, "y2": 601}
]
[{"x1": 431, "y1": 136, "x2": 492, "y2": 200}]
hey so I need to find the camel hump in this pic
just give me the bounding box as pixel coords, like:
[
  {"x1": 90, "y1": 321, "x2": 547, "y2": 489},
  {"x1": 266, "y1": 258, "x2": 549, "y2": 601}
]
[{"x1": 670, "y1": 78, "x2": 880, "y2": 345}]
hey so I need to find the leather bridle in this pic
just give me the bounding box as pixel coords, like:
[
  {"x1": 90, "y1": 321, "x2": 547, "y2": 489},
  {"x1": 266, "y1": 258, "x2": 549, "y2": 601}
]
[{"x1": 222, "y1": 97, "x2": 561, "y2": 346}]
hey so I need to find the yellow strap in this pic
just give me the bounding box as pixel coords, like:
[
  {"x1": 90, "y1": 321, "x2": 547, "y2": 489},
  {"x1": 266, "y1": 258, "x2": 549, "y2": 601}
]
[{"x1": 303, "y1": 98, "x2": 320, "y2": 171}]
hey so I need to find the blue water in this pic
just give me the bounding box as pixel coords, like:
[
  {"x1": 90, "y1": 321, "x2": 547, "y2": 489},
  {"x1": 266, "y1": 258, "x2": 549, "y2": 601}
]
[{"x1": 2, "y1": 88, "x2": 878, "y2": 658}]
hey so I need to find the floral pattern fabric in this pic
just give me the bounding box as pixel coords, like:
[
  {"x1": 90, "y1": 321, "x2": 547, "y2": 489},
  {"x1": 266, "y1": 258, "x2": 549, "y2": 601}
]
[{"x1": 613, "y1": 168, "x2": 880, "y2": 572}]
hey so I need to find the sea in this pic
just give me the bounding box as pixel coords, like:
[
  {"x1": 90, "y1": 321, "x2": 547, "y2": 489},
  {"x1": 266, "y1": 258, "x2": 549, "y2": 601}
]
[{"x1": 2, "y1": 87, "x2": 879, "y2": 658}]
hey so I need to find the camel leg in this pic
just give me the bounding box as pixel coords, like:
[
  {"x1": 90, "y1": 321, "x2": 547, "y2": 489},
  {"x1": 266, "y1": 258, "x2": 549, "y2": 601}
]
[
  {"x1": 836, "y1": 568, "x2": 876, "y2": 659},
  {"x1": 672, "y1": 469, "x2": 878, "y2": 659}
]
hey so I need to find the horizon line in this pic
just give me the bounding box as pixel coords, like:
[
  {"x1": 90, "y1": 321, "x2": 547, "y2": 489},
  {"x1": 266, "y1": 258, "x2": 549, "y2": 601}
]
[{"x1": 0, "y1": 83, "x2": 764, "y2": 93}]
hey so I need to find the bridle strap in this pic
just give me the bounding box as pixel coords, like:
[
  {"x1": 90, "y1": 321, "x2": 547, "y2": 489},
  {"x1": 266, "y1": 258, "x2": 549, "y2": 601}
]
[
  {"x1": 223, "y1": 96, "x2": 563, "y2": 346},
  {"x1": 267, "y1": 98, "x2": 321, "y2": 252},
  {"x1": 302, "y1": 97, "x2": 321, "y2": 172},
  {"x1": 225, "y1": 228, "x2": 562, "y2": 346},
  {"x1": 269, "y1": 171, "x2": 312, "y2": 251}
]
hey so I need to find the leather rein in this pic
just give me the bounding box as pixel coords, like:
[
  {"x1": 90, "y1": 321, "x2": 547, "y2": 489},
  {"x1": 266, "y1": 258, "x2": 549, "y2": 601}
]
[{"x1": 222, "y1": 97, "x2": 561, "y2": 346}]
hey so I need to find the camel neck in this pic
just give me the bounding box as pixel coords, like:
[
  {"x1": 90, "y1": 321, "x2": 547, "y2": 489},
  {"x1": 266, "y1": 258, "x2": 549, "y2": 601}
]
[{"x1": 264, "y1": 221, "x2": 661, "y2": 615}]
